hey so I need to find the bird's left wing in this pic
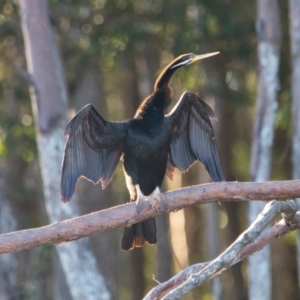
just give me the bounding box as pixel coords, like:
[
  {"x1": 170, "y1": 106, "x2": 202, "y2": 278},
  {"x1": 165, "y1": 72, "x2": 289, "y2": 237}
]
[
  {"x1": 60, "y1": 104, "x2": 127, "y2": 202},
  {"x1": 166, "y1": 92, "x2": 224, "y2": 182}
]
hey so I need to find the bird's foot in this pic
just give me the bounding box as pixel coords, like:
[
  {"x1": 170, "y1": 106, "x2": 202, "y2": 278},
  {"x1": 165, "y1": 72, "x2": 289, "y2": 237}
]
[
  {"x1": 148, "y1": 192, "x2": 169, "y2": 213},
  {"x1": 135, "y1": 186, "x2": 169, "y2": 214}
]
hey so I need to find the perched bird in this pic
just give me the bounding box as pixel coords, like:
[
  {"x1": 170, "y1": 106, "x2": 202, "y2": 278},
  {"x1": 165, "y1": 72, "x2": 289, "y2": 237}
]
[{"x1": 60, "y1": 52, "x2": 224, "y2": 250}]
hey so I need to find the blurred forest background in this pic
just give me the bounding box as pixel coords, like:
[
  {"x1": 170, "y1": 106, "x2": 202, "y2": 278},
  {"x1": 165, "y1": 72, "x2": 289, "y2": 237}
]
[{"x1": 0, "y1": 0, "x2": 298, "y2": 299}]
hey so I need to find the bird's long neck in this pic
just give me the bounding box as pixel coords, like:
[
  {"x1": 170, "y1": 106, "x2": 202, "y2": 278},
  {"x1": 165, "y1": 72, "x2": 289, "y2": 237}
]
[
  {"x1": 134, "y1": 59, "x2": 184, "y2": 122},
  {"x1": 154, "y1": 62, "x2": 181, "y2": 90}
]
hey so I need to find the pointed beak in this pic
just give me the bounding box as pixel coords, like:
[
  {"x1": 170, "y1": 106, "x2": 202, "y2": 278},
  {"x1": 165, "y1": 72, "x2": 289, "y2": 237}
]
[{"x1": 191, "y1": 52, "x2": 220, "y2": 62}]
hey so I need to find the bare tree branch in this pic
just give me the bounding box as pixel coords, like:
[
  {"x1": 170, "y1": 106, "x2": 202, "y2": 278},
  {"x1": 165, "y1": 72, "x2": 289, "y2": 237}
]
[
  {"x1": 0, "y1": 180, "x2": 300, "y2": 255},
  {"x1": 145, "y1": 200, "x2": 299, "y2": 300}
]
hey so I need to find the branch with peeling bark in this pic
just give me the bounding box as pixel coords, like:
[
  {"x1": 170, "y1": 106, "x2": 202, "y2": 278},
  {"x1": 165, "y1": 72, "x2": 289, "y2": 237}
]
[
  {"x1": 145, "y1": 200, "x2": 299, "y2": 300},
  {"x1": 0, "y1": 180, "x2": 300, "y2": 255}
]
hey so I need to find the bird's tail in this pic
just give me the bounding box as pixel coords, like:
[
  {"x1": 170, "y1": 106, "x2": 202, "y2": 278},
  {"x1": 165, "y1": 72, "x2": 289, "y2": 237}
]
[{"x1": 121, "y1": 218, "x2": 156, "y2": 250}]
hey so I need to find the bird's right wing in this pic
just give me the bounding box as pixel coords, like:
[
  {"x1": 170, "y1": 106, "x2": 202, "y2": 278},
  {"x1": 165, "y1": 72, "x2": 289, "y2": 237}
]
[
  {"x1": 60, "y1": 104, "x2": 127, "y2": 202},
  {"x1": 166, "y1": 92, "x2": 224, "y2": 182}
]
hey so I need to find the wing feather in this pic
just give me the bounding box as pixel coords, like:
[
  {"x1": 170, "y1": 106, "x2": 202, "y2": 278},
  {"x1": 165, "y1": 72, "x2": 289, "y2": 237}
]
[
  {"x1": 60, "y1": 104, "x2": 127, "y2": 202},
  {"x1": 166, "y1": 92, "x2": 224, "y2": 182}
]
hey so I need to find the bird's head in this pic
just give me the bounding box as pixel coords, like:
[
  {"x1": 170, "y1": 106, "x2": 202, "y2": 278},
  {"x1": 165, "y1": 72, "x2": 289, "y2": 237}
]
[
  {"x1": 169, "y1": 52, "x2": 220, "y2": 70},
  {"x1": 154, "y1": 51, "x2": 219, "y2": 90}
]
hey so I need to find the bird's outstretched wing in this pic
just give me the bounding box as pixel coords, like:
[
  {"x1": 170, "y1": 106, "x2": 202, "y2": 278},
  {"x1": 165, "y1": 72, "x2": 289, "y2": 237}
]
[
  {"x1": 60, "y1": 104, "x2": 127, "y2": 202},
  {"x1": 166, "y1": 92, "x2": 224, "y2": 182}
]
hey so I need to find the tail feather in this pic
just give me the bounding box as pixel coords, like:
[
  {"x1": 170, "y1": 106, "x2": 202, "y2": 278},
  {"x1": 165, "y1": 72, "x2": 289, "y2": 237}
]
[{"x1": 122, "y1": 218, "x2": 156, "y2": 250}]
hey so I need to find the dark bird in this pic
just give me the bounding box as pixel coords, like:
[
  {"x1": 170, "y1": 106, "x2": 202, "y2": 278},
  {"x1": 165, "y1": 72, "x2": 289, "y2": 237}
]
[{"x1": 60, "y1": 52, "x2": 224, "y2": 250}]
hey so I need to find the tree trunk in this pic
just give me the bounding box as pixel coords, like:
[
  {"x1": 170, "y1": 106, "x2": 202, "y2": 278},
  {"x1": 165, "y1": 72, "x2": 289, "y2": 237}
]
[
  {"x1": 289, "y1": 0, "x2": 300, "y2": 289},
  {"x1": 18, "y1": 0, "x2": 111, "y2": 299},
  {"x1": 248, "y1": 0, "x2": 281, "y2": 299}
]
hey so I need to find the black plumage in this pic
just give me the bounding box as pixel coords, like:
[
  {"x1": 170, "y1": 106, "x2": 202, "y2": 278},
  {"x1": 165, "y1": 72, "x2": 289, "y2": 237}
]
[{"x1": 60, "y1": 52, "x2": 224, "y2": 250}]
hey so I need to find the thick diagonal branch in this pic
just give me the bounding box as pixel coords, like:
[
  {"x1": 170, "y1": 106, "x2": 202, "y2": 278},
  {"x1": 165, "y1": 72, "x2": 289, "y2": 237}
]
[
  {"x1": 0, "y1": 180, "x2": 300, "y2": 254},
  {"x1": 145, "y1": 201, "x2": 298, "y2": 300}
]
